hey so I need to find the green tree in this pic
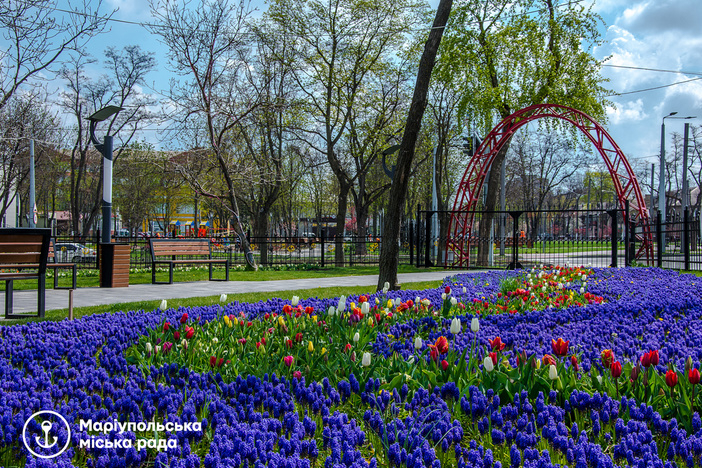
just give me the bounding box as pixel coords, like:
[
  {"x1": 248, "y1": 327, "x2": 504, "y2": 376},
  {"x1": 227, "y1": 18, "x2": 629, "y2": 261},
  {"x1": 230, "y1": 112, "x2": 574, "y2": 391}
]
[
  {"x1": 267, "y1": 0, "x2": 421, "y2": 266},
  {"x1": 438, "y1": 0, "x2": 610, "y2": 265}
]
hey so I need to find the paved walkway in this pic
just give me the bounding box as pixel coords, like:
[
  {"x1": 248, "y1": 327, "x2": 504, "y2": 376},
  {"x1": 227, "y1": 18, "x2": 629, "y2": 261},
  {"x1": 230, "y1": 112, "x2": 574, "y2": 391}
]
[{"x1": 3, "y1": 271, "x2": 476, "y2": 314}]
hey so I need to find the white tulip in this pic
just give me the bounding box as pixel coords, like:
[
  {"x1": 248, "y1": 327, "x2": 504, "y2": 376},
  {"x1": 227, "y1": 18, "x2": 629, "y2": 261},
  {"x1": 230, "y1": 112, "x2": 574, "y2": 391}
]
[
  {"x1": 450, "y1": 317, "x2": 462, "y2": 334},
  {"x1": 596, "y1": 375, "x2": 603, "y2": 385},
  {"x1": 415, "y1": 296, "x2": 421, "y2": 305},
  {"x1": 579, "y1": 287, "x2": 585, "y2": 294},
  {"x1": 212, "y1": 337, "x2": 218, "y2": 344},
  {"x1": 219, "y1": 293, "x2": 227, "y2": 303},
  {"x1": 291, "y1": 296, "x2": 300, "y2": 306},
  {"x1": 581, "y1": 274, "x2": 587, "y2": 281},
  {"x1": 155, "y1": 345, "x2": 161, "y2": 354},
  {"x1": 549, "y1": 365, "x2": 558, "y2": 380},
  {"x1": 328, "y1": 306, "x2": 336, "y2": 316},
  {"x1": 421, "y1": 299, "x2": 431, "y2": 307},
  {"x1": 414, "y1": 336, "x2": 423, "y2": 349},
  {"x1": 462, "y1": 287, "x2": 467, "y2": 294},
  {"x1": 450, "y1": 297, "x2": 458, "y2": 306},
  {"x1": 353, "y1": 332, "x2": 360, "y2": 343},
  {"x1": 408, "y1": 356, "x2": 415, "y2": 365},
  {"x1": 338, "y1": 296, "x2": 346, "y2": 312},
  {"x1": 145, "y1": 342, "x2": 153, "y2": 354},
  {"x1": 395, "y1": 298, "x2": 401, "y2": 307},
  {"x1": 361, "y1": 302, "x2": 370, "y2": 315},
  {"x1": 471, "y1": 317, "x2": 479, "y2": 333},
  {"x1": 362, "y1": 352, "x2": 371, "y2": 367},
  {"x1": 383, "y1": 281, "x2": 390, "y2": 293},
  {"x1": 441, "y1": 293, "x2": 447, "y2": 300},
  {"x1": 483, "y1": 356, "x2": 494, "y2": 372},
  {"x1": 557, "y1": 283, "x2": 563, "y2": 289},
  {"x1": 159, "y1": 299, "x2": 167, "y2": 310}
]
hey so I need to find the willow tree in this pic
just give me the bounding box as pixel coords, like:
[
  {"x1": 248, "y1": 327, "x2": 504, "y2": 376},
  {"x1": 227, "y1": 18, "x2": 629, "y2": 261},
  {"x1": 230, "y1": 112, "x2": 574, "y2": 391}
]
[{"x1": 438, "y1": 0, "x2": 610, "y2": 265}]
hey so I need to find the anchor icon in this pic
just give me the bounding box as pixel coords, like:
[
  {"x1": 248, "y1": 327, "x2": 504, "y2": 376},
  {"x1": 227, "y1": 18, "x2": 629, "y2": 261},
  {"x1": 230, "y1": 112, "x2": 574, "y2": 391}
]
[{"x1": 35, "y1": 420, "x2": 58, "y2": 449}]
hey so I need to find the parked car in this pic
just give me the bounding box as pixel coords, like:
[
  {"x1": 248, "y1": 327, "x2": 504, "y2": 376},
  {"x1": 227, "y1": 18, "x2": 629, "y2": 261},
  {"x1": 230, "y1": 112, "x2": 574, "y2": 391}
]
[{"x1": 54, "y1": 243, "x2": 97, "y2": 263}]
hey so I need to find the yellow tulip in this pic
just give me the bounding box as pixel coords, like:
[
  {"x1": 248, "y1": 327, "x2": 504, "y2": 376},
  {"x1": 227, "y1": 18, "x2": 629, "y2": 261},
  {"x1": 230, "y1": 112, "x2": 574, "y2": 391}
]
[
  {"x1": 387, "y1": 300, "x2": 393, "y2": 309},
  {"x1": 312, "y1": 315, "x2": 318, "y2": 323},
  {"x1": 223, "y1": 315, "x2": 231, "y2": 327},
  {"x1": 350, "y1": 302, "x2": 356, "y2": 310},
  {"x1": 232, "y1": 317, "x2": 239, "y2": 326},
  {"x1": 321, "y1": 347, "x2": 327, "y2": 355},
  {"x1": 278, "y1": 316, "x2": 285, "y2": 327},
  {"x1": 308, "y1": 341, "x2": 314, "y2": 353}
]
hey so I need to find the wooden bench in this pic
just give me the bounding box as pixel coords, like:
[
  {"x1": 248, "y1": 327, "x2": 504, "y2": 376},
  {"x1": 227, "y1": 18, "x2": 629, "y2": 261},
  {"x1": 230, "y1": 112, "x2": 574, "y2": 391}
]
[
  {"x1": 0, "y1": 228, "x2": 50, "y2": 319},
  {"x1": 150, "y1": 238, "x2": 229, "y2": 284},
  {"x1": 48, "y1": 240, "x2": 77, "y2": 290},
  {"x1": 503, "y1": 238, "x2": 533, "y2": 248}
]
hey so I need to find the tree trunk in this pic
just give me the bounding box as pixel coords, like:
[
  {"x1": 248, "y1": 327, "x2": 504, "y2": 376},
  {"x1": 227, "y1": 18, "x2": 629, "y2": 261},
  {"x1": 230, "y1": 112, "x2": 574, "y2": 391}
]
[
  {"x1": 377, "y1": 0, "x2": 453, "y2": 290},
  {"x1": 334, "y1": 184, "x2": 350, "y2": 266},
  {"x1": 254, "y1": 211, "x2": 269, "y2": 265}
]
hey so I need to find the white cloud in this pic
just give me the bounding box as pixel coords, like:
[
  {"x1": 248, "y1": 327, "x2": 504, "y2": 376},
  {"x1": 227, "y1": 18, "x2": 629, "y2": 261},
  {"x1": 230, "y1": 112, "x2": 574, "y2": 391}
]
[{"x1": 606, "y1": 99, "x2": 648, "y2": 124}]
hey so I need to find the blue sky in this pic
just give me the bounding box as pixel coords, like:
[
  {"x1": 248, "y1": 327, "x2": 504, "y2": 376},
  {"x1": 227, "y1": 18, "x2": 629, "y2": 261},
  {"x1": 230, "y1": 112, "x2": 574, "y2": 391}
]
[{"x1": 63, "y1": 0, "x2": 702, "y2": 169}]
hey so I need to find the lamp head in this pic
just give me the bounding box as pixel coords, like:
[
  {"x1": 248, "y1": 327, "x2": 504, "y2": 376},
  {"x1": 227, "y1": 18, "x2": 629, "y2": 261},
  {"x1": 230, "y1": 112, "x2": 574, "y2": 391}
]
[
  {"x1": 89, "y1": 105, "x2": 124, "y2": 122},
  {"x1": 668, "y1": 112, "x2": 678, "y2": 117}
]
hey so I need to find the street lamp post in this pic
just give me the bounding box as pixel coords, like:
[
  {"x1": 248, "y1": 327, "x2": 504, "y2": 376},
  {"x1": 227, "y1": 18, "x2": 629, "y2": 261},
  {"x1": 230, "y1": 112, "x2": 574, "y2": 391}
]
[{"x1": 89, "y1": 105, "x2": 123, "y2": 244}]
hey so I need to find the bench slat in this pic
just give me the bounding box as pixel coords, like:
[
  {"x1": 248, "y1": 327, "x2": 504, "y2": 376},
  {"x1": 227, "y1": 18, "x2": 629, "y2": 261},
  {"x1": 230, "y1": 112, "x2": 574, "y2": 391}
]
[{"x1": 0, "y1": 253, "x2": 42, "y2": 263}]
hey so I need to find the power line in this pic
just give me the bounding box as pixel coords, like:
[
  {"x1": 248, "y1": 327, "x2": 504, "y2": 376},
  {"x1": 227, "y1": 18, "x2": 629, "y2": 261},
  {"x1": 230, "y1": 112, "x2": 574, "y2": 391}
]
[
  {"x1": 606, "y1": 76, "x2": 702, "y2": 97},
  {"x1": 603, "y1": 64, "x2": 702, "y2": 77}
]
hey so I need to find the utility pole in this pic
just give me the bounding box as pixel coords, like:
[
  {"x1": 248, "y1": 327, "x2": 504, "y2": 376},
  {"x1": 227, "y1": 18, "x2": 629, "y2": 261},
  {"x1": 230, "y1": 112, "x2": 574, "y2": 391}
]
[{"x1": 29, "y1": 140, "x2": 36, "y2": 228}]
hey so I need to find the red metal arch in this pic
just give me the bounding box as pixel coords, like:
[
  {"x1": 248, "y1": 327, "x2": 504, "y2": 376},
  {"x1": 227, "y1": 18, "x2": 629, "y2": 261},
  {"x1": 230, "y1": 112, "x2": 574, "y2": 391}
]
[{"x1": 447, "y1": 103, "x2": 653, "y2": 267}]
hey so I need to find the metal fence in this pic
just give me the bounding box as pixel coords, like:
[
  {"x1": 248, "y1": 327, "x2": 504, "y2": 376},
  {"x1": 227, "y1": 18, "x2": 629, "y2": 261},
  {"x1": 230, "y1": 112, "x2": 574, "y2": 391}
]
[
  {"x1": 53, "y1": 208, "x2": 702, "y2": 273},
  {"x1": 413, "y1": 208, "x2": 629, "y2": 270},
  {"x1": 51, "y1": 233, "x2": 413, "y2": 270}
]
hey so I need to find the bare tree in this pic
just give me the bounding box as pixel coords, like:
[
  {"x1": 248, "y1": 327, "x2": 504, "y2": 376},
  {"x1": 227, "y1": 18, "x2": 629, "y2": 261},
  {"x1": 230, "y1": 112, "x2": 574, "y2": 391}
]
[
  {"x1": 0, "y1": 0, "x2": 110, "y2": 112},
  {"x1": 0, "y1": 94, "x2": 61, "y2": 224},
  {"x1": 268, "y1": 0, "x2": 421, "y2": 266},
  {"x1": 60, "y1": 46, "x2": 156, "y2": 235},
  {"x1": 150, "y1": 0, "x2": 260, "y2": 269}
]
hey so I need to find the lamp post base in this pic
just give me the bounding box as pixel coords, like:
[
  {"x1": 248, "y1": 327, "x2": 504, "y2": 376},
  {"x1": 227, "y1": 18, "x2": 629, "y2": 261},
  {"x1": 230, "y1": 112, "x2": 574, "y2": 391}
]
[{"x1": 99, "y1": 243, "x2": 130, "y2": 287}]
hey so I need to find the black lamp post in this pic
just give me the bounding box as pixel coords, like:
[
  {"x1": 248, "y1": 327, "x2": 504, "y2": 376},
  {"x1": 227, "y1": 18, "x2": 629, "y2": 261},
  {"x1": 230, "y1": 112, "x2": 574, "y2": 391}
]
[{"x1": 89, "y1": 105, "x2": 123, "y2": 244}]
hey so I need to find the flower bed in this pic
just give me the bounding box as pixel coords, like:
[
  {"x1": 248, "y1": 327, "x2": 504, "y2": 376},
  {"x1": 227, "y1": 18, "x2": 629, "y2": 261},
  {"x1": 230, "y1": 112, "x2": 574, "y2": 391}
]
[{"x1": 2, "y1": 267, "x2": 702, "y2": 468}]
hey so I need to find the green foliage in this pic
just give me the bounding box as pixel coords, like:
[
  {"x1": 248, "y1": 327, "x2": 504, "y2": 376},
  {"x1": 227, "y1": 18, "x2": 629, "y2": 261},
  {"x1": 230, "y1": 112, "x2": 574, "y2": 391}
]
[{"x1": 437, "y1": 0, "x2": 611, "y2": 130}]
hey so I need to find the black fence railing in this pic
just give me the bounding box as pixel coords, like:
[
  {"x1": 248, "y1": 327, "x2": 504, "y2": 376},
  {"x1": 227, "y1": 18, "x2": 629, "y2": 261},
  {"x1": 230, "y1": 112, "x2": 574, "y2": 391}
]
[
  {"x1": 52, "y1": 207, "x2": 702, "y2": 273},
  {"x1": 414, "y1": 208, "x2": 627, "y2": 270}
]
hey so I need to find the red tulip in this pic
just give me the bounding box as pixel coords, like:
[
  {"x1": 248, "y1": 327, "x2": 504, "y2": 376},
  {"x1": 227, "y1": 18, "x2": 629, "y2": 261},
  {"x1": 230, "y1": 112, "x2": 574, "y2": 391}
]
[
  {"x1": 344, "y1": 343, "x2": 352, "y2": 352},
  {"x1": 570, "y1": 355, "x2": 579, "y2": 372},
  {"x1": 209, "y1": 356, "x2": 216, "y2": 368},
  {"x1": 489, "y1": 352, "x2": 497, "y2": 366},
  {"x1": 665, "y1": 370, "x2": 678, "y2": 388},
  {"x1": 305, "y1": 306, "x2": 314, "y2": 314},
  {"x1": 185, "y1": 327, "x2": 194, "y2": 339},
  {"x1": 551, "y1": 338, "x2": 570, "y2": 357},
  {"x1": 293, "y1": 371, "x2": 302, "y2": 379},
  {"x1": 610, "y1": 361, "x2": 622, "y2": 379},
  {"x1": 218, "y1": 357, "x2": 224, "y2": 367},
  {"x1": 174, "y1": 331, "x2": 180, "y2": 341},
  {"x1": 163, "y1": 322, "x2": 170, "y2": 332},
  {"x1": 650, "y1": 350, "x2": 660, "y2": 366},
  {"x1": 429, "y1": 346, "x2": 439, "y2": 363},
  {"x1": 689, "y1": 368, "x2": 701, "y2": 385},
  {"x1": 180, "y1": 313, "x2": 188, "y2": 324},
  {"x1": 359, "y1": 295, "x2": 368, "y2": 303},
  {"x1": 542, "y1": 354, "x2": 556, "y2": 366},
  {"x1": 488, "y1": 337, "x2": 506, "y2": 351},
  {"x1": 444, "y1": 286, "x2": 451, "y2": 294},
  {"x1": 282, "y1": 304, "x2": 292, "y2": 315},
  {"x1": 295, "y1": 332, "x2": 303, "y2": 343},
  {"x1": 406, "y1": 300, "x2": 414, "y2": 308},
  {"x1": 601, "y1": 349, "x2": 614, "y2": 369},
  {"x1": 435, "y1": 336, "x2": 449, "y2": 354},
  {"x1": 441, "y1": 360, "x2": 449, "y2": 371}
]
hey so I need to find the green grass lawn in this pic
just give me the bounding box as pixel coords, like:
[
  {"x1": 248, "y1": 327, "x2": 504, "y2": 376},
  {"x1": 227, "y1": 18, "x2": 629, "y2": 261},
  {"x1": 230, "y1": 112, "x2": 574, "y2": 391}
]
[
  {"x1": 0, "y1": 280, "x2": 443, "y2": 326},
  {"x1": 2, "y1": 264, "x2": 447, "y2": 291}
]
